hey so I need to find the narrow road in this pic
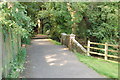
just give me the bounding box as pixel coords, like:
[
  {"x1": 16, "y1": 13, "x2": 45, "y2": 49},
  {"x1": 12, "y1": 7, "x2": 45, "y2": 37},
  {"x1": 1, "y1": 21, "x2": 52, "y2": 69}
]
[{"x1": 21, "y1": 37, "x2": 103, "y2": 78}]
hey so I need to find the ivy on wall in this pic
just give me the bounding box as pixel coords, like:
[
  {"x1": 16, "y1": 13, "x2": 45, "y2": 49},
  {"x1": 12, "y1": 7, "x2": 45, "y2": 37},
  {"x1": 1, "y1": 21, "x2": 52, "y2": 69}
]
[
  {"x1": 0, "y1": 2, "x2": 34, "y2": 78},
  {"x1": 0, "y1": 2, "x2": 34, "y2": 43}
]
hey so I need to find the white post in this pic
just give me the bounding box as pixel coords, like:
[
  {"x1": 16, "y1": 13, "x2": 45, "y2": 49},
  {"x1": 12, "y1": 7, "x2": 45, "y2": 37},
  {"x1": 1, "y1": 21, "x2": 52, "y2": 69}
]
[
  {"x1": 38, "y1": 19, "x2": 41, "y2": 34},
  {"x1": 87, "y1": 40, "x2": 90, "y2": 56},
  {"x1": 0, "y1": 28, "x2": 2, "y2": 80},
  {"x1": 69, "y1": 34, "x2": 75, "y2": 50},
  {"x1": 105, "y1": 42, "x2": 108, "y2": 60},
  {"x1": 61, "y1": 33, "x2": 67, "y2": 45}
]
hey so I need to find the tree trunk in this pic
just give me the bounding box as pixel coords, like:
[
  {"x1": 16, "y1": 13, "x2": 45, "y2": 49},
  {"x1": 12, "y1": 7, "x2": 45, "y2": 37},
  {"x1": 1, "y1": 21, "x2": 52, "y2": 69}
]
[
  {"x1": 67, "y1": 3, "x2": 76, "y2": 34},
  {"x1": 41, "y1": 19, "x2": 44, "y2": 34},
  {"x1": 37, "y1": 19, "x2": 41, "y2": 34}
]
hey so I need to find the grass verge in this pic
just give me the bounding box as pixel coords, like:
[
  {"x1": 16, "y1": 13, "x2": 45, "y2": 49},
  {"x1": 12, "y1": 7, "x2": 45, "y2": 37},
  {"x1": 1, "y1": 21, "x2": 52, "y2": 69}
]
[
  {"x1": 8, "y1": 47, "x2": 26, "y2": 78},
  {"x1": 76, "y1": 53, "x2": 118, "y2": 78},
  {"x1": 50, "y1": 39, "x2": 61, "y2": 45}
]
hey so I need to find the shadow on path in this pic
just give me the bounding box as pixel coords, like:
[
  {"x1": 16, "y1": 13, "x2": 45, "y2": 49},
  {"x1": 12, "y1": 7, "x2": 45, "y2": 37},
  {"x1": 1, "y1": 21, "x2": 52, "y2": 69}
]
[{"x1": 21, "y1": 35, "x2": 104, "y2": 78}]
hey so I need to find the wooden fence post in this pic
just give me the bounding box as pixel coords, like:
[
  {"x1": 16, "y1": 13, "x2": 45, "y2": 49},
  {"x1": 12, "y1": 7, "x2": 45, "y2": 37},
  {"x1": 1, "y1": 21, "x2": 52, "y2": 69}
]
[
  {"x1": 105, "y1": 42, "x2": 108, "y2": 60},
  {"x1": 87, "y1": 40, "x2": 90, "y2": 56}
]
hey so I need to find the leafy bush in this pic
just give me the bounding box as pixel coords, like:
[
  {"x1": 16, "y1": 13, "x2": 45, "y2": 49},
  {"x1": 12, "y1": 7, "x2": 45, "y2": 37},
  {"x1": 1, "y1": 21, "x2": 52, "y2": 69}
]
[
  {"x1": 0, "y1": 2, "x2": 34, "y2": 77},
  {"x1": 8, "y1": 47, "x2": 26, "y2": 78},
  {"x1": 0, "y1": 2, "x2": 34, "y2": 44}
]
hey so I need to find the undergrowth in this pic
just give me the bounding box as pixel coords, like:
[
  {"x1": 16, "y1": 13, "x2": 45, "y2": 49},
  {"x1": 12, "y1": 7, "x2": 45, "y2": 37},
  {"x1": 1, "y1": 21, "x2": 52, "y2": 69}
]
[{"x1": 7, "y1": 47, "x2": 26, "y2": 78}]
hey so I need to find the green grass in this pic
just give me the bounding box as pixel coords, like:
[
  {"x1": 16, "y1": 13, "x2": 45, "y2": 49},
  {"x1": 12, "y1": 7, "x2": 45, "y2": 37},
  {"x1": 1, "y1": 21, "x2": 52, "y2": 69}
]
[
  {"x1": 50, "y1": 39, "x2": 61, "y2": 45},
  {"x1": 76, "y1": 53, "x2": 118, "y2": 78}
]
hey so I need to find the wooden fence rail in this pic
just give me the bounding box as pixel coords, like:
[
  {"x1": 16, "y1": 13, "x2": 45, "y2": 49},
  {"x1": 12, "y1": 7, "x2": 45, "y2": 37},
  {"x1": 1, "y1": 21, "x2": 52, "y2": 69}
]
[
  {"x1": 61, "y1": 33, "x2": 119, "y2": 62},
  {"x1": 86, "y1": 40, "x2": 119, "y2": 60}
]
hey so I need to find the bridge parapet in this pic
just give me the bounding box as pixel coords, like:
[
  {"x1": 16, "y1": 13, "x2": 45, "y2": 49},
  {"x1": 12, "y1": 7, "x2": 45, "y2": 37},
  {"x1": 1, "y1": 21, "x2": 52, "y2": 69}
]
[{"x1": 61, "y1": 33, "x2": 87, "y2": 53}]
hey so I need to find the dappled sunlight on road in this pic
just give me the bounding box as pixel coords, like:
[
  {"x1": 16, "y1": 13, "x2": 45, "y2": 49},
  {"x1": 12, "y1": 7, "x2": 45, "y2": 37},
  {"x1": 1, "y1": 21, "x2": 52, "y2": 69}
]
[
  {"x1": 33, "y1": 39, "x2": 52, "y2": 45},
  {"x1": 38, "y1": 43, "x2": 46, "y2": 45},
  {"x1": 59, "y1": 48, "x2": 69, "y2": 51},
  {"x1": 49, "y1": 63, "x2": 55, "y2": 66},
  {"x1": 45, "y1": 53, "x2": 68, "y2": 66},
  {"x1": 22, "y1": 38, "x2": 104, "y2": 78},
  {"x1": 33, "y1": 39, "x2": 51, "y2": 42},
  {"x1": 45, "y1": 54, "x2": 57, "y2": 59},
  {"x1": 61, "y1": 48, "x2": 69, "y2": 50},
  {"x1": 46, "y1": 58, "x2": 57, "y2": 63},
  {"x1": 62, "y1": 53, "x2": 68, "y2": 55}
]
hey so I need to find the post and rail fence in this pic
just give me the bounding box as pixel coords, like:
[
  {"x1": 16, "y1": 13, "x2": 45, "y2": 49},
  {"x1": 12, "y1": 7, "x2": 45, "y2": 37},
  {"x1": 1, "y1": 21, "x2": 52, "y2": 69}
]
[
  {"x1": 61, "y1": 33, "x2": 119, "y2": 62},
  {"x1": 86, "y1": 40, "x2": 119, "y2": 61}
]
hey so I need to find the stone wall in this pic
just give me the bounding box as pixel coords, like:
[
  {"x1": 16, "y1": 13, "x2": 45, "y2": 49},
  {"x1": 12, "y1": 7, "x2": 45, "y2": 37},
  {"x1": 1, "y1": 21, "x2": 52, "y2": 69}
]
[
  {"x1": 1, "y1": 28, "x2": 21, "y2": 77},
  {"x1": 61, "y1": 33, "x2": 87, "y2": 53},
  {"x1": 0, "y1": 28, "x2": 2, "y2": 79}
]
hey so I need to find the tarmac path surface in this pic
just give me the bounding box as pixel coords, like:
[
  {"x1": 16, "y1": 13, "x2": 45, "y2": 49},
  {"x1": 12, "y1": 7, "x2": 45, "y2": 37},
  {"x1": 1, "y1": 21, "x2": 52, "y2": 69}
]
[{"x1": 21, "y1": 37, "x2": 104, "y2": 78}]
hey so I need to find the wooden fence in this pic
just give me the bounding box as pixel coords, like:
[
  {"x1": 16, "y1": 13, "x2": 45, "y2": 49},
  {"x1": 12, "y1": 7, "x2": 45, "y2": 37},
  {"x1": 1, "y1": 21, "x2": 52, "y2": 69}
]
[
  {"x1": 61, "y1": 33, "x2": 119, "y2": 62},
  {"x1": 86, "y1": 40, "x2": 119, "y2": 61}
]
